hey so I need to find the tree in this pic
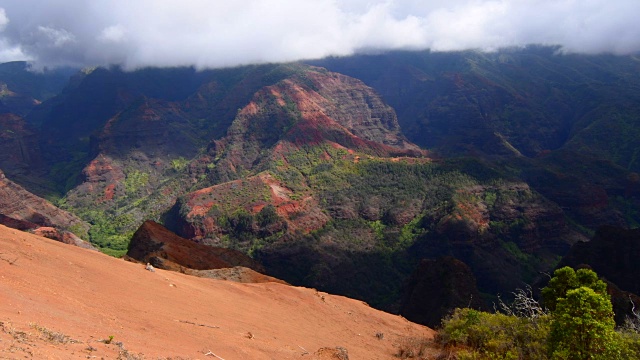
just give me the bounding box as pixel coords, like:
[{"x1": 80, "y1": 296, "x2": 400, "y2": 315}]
[
  {"x1": 543, "y1": 267, "x2": 620, "y2": 360},
  {"x1": 542, "y1": 266, "x2": 607, "y2": 312},
  {"x1": 548, "y1": 287, "x2": 620, "y2": 359}
]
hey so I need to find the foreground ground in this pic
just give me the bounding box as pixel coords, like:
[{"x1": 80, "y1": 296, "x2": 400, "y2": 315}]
[{"x1": 0, "y1": 224, "x2": 434, "y2": 359}]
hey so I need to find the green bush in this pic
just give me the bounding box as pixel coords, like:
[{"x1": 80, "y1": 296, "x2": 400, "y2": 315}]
[
  {"x1": 438, "y1": 308, "x2": 550, "y2": 360},
  {"x1": 616, "y1": 330, "x2": 640, "y2": 359},
  {"x1": 436, "y1": 267, "x2": 632, "y2": 360},
  {"x1": 256, "y1": 205, "x2": 279, "y2": 227}
]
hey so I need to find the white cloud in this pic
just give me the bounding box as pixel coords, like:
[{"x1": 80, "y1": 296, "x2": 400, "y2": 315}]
[
  {"x1": 0, "y1": 0, "x2": 639, "y2": 69},
  {"x1": 37, "y1": 26, "x2": 76, "y2": 47},
  {"x1": 0, "y1": 7, "x2": 29, "y2": 62},
  {"x1": 99, "y1": 25, "x2": 127, "y2": 43},
  {"x1": 0, "y1": 8, "x2": 8, "y2": 31},
  {"x1": 0, "y1": 41, "x2": 29, "y2": 63}
]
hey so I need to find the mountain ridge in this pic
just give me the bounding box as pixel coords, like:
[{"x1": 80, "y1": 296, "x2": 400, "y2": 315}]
[{"x1": 0, "y1": 48, "x2": 639, "y2": 326}]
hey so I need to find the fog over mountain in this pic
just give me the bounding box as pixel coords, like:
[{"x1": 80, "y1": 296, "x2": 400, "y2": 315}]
[{"x1": 1, "y1": 0, "x2": 639, "y2": 69}]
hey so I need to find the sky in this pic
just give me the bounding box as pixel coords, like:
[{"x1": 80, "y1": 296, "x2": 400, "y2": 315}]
[{"x1": 0, "y1": 0, "x2": 639, "y2": 70}]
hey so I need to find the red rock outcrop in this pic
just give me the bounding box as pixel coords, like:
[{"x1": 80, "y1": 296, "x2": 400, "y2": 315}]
[
  {"x1": 181, "y1": 266, "x2": 287, "y2": 284},
  {"x1": 0, "y1": 213, "x2": 39, "y2": 231},
  {"x1": 126, "y1": 220, "x2": 267, "y2": 275},
  {"x1": 0, "y1": 214, "x2": 95, "y2": 249}
]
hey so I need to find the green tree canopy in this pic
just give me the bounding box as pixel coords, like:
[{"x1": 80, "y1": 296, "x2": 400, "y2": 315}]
[
  {"x1": 548, "y1": 287, "x2": 619, "y2": 360},
  {"x1": 541, "y1": 266, "x2": 608, "y2": 312},
  {"x1": 543, "y1": 266, "x2": 619, "y2": 360}
]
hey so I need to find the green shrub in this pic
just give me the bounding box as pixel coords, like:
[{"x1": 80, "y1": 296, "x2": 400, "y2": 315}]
[
  {"x1": 616, "y1": 330, "x2": 640, "y2": 359},
  {"x1": 438, "y1": 308, "x2": 550, "y2": 360}
]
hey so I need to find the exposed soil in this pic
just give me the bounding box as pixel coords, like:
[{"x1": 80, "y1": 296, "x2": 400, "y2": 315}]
[{"x1": 0, "y1": 224, "x2": 434, "y2": 359}]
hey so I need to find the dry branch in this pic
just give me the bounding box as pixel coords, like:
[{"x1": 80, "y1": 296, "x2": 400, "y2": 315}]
[
  {"x1": 204, "y1": 350, "x2": 226, "y2": 359},
  {"x1": 176, "y1": 319, "x2": 219, "y2": 329}
]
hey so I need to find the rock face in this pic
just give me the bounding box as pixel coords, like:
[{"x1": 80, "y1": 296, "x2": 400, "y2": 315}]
[
  {"x1": 126, "y1": 220, "x2": 266, "y2": 274},
  {"x1": 211, "y1": 66, "x2": 423, "y2": 177},
  {"x1": 556, "y1": 225, "x2": 640, "y2": 323},
  {"x1": 174, "y1": 66, "x2": 425, "y2": 244},
  {"x1": 0, "y1": 114, "x2": 42, "y2": 174},
  {"x1": 400, "y1": 257, "x2": 484, "y2": 327},
  {"x1": 0, "y1": 169, "x2": 89, "y2": 234},
  {"x1": 560, "y1": 226, "x2": 640, "y2": 295},
  {"x1": 0, "y1": 213, "x2": 39, "y2": 231},
  {"x1": 0, "y1": 170, "x2": 92, "y2": 249},
  {"x1": 0, "y1": 114, "x2": 49, "y2": 195}
]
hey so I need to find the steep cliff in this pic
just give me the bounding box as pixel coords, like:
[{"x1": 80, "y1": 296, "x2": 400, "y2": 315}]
[
  {"x1": 310, "y1": 49, "x2": 640, "y2": 233},
  {"x1": 0, "y1": 113, "x2": 43, "y2": 174}
]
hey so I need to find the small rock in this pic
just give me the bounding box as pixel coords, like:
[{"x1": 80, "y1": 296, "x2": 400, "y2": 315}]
[{"x1": 145, "y1": 263, "x2": 155, "y2": 272}]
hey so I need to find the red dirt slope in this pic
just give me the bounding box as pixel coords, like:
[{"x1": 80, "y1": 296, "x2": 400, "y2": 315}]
[{"x1": 0, "y1": 224, "x2": 434, "y2": 359}]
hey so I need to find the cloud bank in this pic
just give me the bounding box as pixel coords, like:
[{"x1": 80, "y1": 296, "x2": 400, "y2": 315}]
[{"x1": 0, "y1": 0, "x2": 639, "y2": 69}]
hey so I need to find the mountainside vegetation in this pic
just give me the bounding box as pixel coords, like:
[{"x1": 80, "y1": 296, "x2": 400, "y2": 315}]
[
  {"x1": 0, "y1": 48, "x2": 639, "y2": 320},
  {"x1": 437, "y1": 267, "x2": 640, "y2": 360}
]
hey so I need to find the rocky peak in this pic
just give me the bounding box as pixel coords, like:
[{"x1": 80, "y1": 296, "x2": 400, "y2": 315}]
[{"x1": 212, "y1": 66, "x2": 425, "y2": 177}]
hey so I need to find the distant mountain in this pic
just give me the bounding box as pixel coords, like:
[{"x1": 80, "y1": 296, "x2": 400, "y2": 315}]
[
  {"x1": 310, "y1": 48, "x2": 640, "y2": 229},
  {"x1": 0, "y1": 61, "x2": 75, "y2": 116},
  {"x1": 309, "y1": 48, "x2": 640, "y2": 167},
  {"x1": 0, "y1": 48, "x2": 638, "y2": 319}
]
